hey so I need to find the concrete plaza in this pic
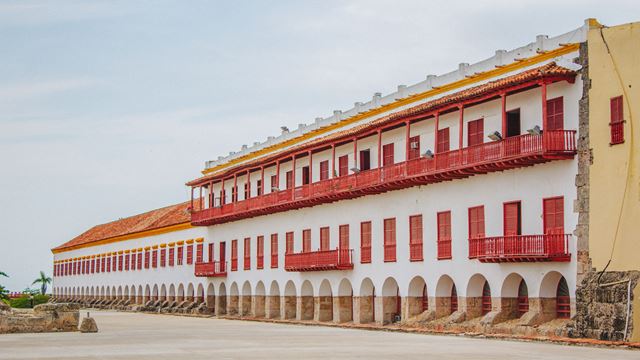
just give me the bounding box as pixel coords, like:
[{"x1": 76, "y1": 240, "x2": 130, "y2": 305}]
[{"x1": 0, "y1": 311, "x2": 637, "y2": 360}]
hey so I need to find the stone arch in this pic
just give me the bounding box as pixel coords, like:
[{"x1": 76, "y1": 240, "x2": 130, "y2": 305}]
[
  {"x1": 500, "y1": 272, "x2": 527, "y2": 320},
  {"x1": 187, "y1": 283, "x2": 195, "y2": 302},
  {"x1": 300, "y1": 280, "x2": 314, "y2": 320},
  {"x1": 407, "y1": 276, "x2": 428, "y2": 318},
  {"x1": 540, "y1": 271, "x2": 570, "y2": 319},
  {"x1": 466, "y1": 273, "x2": 490, "y2": 319},
  {"x1": 381, "y1": 277, "x2": 400, "y2": 324},
  {"x1": 357, "y1": 278, "x2": 375, "y2": 324},
  {"x1": 206, "y1": 283, "x2": 215, "y2": 310},
  {"x1": 241, "y1": 281, "x2": 252, "y2": 316},
  {"x1": 105, "y1": 286, "x2": 110, "y2": 299},
  {"x1": 217, "y1": 282, "x2": 227, "y2": 316},
  {"x1": 282, "y1": 280, "x2": 295, "y2": 319},
  {"x1": 435, "y1": 275, "x2": 456, "y2": 318},
  {"x1": 177, "y1": 284, "x2": 185, "y2": 302},
  {"x1": 254, "y1": 281, "x2": 266, "y2": 318},
  {"x1": 196, "y1": 283, "x2": 205, "y2": 304},
  {"x1": 317, "y1": 279, "x2": 333, "y2": 322},
  {"x1": 228, "y1": 282, "x2": 239, "y2": 315},
  {"x1": 337, "y1": 278, "x2": 353, "y2": 323}
]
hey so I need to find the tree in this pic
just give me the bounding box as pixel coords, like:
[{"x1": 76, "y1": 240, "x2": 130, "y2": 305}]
[
  {"x1": 0, "y1": 285, "x2": 8, "y2": 301},
  {"x1": 0, "y1": 271, "x2": 7, "y2": 277},
  {"x1": 32, "y1": 271, "x2": 52, "y2": 295}
]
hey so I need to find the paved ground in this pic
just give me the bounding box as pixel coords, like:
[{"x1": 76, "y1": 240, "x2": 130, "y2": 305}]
[{"x1": 1, "y1": 311, "x2": 638, "y2": 360}]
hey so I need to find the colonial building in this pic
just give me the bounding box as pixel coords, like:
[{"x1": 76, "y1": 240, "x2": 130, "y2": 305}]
[{"x1": 51, "y1": 19, "x2": 639, "y2": 340}]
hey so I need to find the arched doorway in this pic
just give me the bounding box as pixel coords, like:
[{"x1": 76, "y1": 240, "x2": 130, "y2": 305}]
[
  {"x1": 407, "y1": 276, "x2": 428, "y2": 318},
  {"x1": 300, "y1": 280, "x2": 314, "y2": 320},
  {"x1": 381, "y1": 277, "x2": 400, "y2": 324},
  {"x1": 206, "y1": 283, "x2": 215, "y2": 311},
  {"x1": 358, "y1": 278, "x2": 375, "y2": 324},
  {"x1": 556, "y1": 278, "x2": 570, "y2": 319},
  {"x1": 268, "y1": 281, "x2": 282, "y2": 319},
  {"x1": 337, "y1": 279, "x2": 353, "y2": 323},
  {"x1": 282, "y1": 281, "x2": 295, "y2": 319},
  {"x1": 254, "y1": 281, "x2": 266, "y2": 318},
  {"x1": 317, "y1": 280, "x2": 333, "y2": 322},
  {"x1": 517, "y1": 280, "x2": 529, "y2": 317},
  {"x1": 482, "y1": 282, "x2": 492, "y2": 316},
  {"x1": 241, "y1": 281, "x2": 252, "y2": 316}
]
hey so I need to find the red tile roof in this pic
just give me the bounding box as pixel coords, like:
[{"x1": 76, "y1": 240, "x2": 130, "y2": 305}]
[
  {"x1": 188, "y1": 62, "x2": 575, "y2": 186},
  {"x1": 52, "y1": 200, "x2": 198, "y2": 253}
]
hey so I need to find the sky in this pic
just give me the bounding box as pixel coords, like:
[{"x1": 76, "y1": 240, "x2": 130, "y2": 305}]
[{"x1": 0, "y1": 0, "x2": 638, "y2": 292}]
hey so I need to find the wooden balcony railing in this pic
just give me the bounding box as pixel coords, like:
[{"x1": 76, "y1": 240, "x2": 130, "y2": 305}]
[
  {"x1": 284, "y1": 248, "x2": 354, "y2": 272},
  {"x1": 468, "y1": 234, "x2": 571, "y2": 263},
  {"x1": 194, "y1": 261, "x2": 227, "y2": 277},
  {"x1": 192, "y1": 131, "x2": 577, "y2": 226}
]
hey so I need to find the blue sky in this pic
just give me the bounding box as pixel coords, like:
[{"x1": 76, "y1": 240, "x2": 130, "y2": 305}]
[{"x1": 0, "y1": 0, "x2": 638, "y2": 291}]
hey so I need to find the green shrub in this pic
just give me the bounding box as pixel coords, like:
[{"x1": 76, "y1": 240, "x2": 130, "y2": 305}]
[{"x1": 9, "y1": 294, "x2": 49, "y2": 308}]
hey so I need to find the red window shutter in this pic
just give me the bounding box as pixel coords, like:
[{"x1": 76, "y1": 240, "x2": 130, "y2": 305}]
[
  {"x1": 208, "y1": 243, "x2": 214, "y2": 262},
  {"x1": 176, "y1": 247, "x2": 183, "y2": 266},
  {"x1": 270, "y1": 175, "x2": 277, "y2": 190},
  {"x1": 271, "y1": 234, "x2": 278, "y2": 268},
  {"x1": 286, "y1": 170, "x2": 293, "y2": 189},
  {"x1": 338, "y1": 155, "x2": 349, "y2": 176},
  {"x1": 503, "y1": 202, "x2": 521, "y2": 236},
  {"x1": 186, "y1": 245, "x2": 193, "y2": 265},
  {"x1": 468, "y1": 206, "x2": 485, "y2": 239},
  {"x1": 437, "y1": 211, "x2": 452, "y2": 260},
  {"x1": 144, "y1": 251, "x2": 150, "y2": 269},
  {"x1": 303, "y1": 229, "x2": 311, "y2": 252},
  {"x1": 286, "y1": 232, "x2": 294, "y2": 253},
  {"x1": 244, "y1": 237, "x2": 251, "y2": 270},
  {"x1": 160, "y1": 249, "x2": 166, "y2": 267},
  {"x1": 302, "y1": 166, "x2": 310, "y2": 185},
  {"x1": 384, "y1": 218, "x2": 396, "y2": 262},
  {"x1": 320, "y1": 227, "x2": 330, "y2": 251},
  {"x1": 244, "y1": 183, "x2": 250, "y2": 199},
  {"x1": 467, "y1": 119, "x2": 484, "y2": 147},
  {"x1": 169, "y1": 248, "x2": 175, "y2": 266},
  {"x1": 196, "y1": 244, "x2": 203, "y2": 263},
  {"x1": 544, "y1": 197, "x2": 564, "y2": 235},
  {"x1": 319, "y1": 160, "x2": 329, "y2": 181},
  {"x1": 257, "y1": 179, "x2": 262, "y2": 196},
  {"x1": 231, "y1": 240, "x2": 238, "y2": 271},
  {"x1": 437, "y1": 128, "x2": 450, "y2": 153},
  {"x1": 382, "y1": 143, "x2": 394, "y2": 166},
  {"x1": 339, "y1": 225, "x2": 349, "y2": 249},
  {"x1": 152, "y1": 250, "x2": 157, "y2": 268},
  {"x1": 360, "y1": 221, "x2": 372, "y2": 263},
  {"x1": 546, "y1": 97, "x2": 564, "y2": 130},
  {"x1": 610, "y1": 96, "x2": 624, "y2": 144},
  {"x1": 257, "y1": 235, "x2": 264, "y2": 269},
  {"x1": 409, "y1": 215, "x2": 423, "y2": 261},
  {"x1": 125, "y1": 254, "x2": 130, "y2": 270},
  {"x1": 219, "y1": 242, "x2": 226, "y2": 265},
  {"x1": 231, "y1": 185, "x2": 237, "y2": 202},
  {"x1": 408, "y1": 136, "x2": 421, "y2": 160}
]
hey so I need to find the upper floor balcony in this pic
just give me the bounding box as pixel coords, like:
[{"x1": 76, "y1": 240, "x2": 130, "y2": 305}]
[
  {"x1": 191, "y1": 130, "x2": 576, "y2": 226},
  {"x1": 468, "y1": 234, "x2": 571, "y2": 263},
  {"x1": 284, "y1": 248, "x2": 354, "y2": 272},
  {"x1": 194, "y1": 261, "x2": 227, "y2": 277}
]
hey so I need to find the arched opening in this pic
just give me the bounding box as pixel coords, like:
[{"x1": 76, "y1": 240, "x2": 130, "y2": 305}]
[
  {"x1": 228, "y1": 282, "x2": 239, "y2": 315},
  {"x1": 435, "y1": 275, "x2": 456, "y2": 318},
  {"x1": 169, "y1": 284, "x2": 176, "y2": 302},
  {"x1": 254, "y1": 281, "x2": 266, "y2": 318},
  {"x1": 130, "y1": 285, "x2": 136, "y2": 303},
  {"x1": 137, "y1": 285, "x2": 143, "y2": 304},
  {"x1": 451, "y1": 285, "x2": 458, "y2": 313},
  {"x1": 144, "y1": 285, "x2": 151, "y2": 303},
  {"x1": 206, "y1": 283, "x2": 215, "y2": 311},
  {"x1": 217, "y1": 283, "x2": 227, "y2": 315},
  {"x1": 152, "y1": 285, "x2": 158, "y2": 302},
  {"x1": 466, "y1": 274, "x2": 491, "y2": 319},
  {"x1": 124, "y1": 286, "x2": 130, "y2": 303},
  {"x1": 500, "y1": 273, "x2": 527, "y2": 320},
  {"x1": 337, "y1": 279, "x2": 353, "y2": 323},
  {"x1": 407, "y1": 276, "x2": 428, "y2": 318},
  {"x1": 317, "y1": 280, "x2": 333, "y2": 322},
  {"x1": 160, "y1": 284, "x2": 167, "y2": 301},
  {"x1": 358, "y1": 278, "x2": 375, "y2": 324},
  {"x1": 518, "y1": 280, "x2": 529, "y2": 317},
  {"x1": 187, "y1": 283, "x2": 195, "y2": 302},
  {"x1": 196, "y1": 284, "x2": 205, "y2": 304},
  {"x1": 482, "y1": 282, "x2": 492, "y2": 315},
  {"x1": 381, "y1": 277, "x2": 400, "y2": 324},
  {"x1": 241, "y1": 281, "x2": 252, "y2": 316},
  {"x1": 282, "y1": 281, "x2": 295, "y2": 319},
  {"x1": 269, "y1": 281, "x2": 282, "y2": 319},
  {"x1": 117, "y1": 286, "x2": 123, "y2": 300},
  {"x1": 177, "y1": 284, "x2": 185, "y2": 302},
  {"x1": 300, "y1": 280, "x2": 314, "y2": 320},
  {"x1": 556, "y1": 278, "x2": 570, "y2": 319},
  {"x1": 540, "y1": 271, "x2": 571, "y2": 320}
]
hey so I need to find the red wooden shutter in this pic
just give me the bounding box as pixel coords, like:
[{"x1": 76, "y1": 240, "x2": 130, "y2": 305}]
[
  {"x1": 319, "y1": 160, "x2": 329, "y2": 180},
  {"x1": 359, "y1": 149, "x2": 371, "y2": 170},
  {"x1": 320, "y1": 227, "x2": 330, "y2": 250},
  {"x1": 437, "y1": 211, "x2": 452, "y2": 260},
  {"x1": 270, "y1": 234, "x2": 278, "y2": 268},
  {"x1": 152, "y1": 250, "x2": 157, "y2": 268},
  {"x1": 408, "y1": 135, "x2": 421, "y2": 160},
  {"x1": 339, "y1": 225, "x2": 349, "y2": 249},
  {"x1": 360, "y1": 221, "x2": 372, "y2": 263},
  {"x1": 231, "y1": 240, "x2": 238, "y2": 271},
  {"x1": 244, "y1": 237, "x2": 251, "y2": 270},
  {"x1": 270, "y1": 175, "x2": 277, "y2": 190},
  {"x1": 286, "y1": 232, "x2": 294, "y2": 254},
  {"x1": 468, "y1": 206, "x2": 485, "y2": 239},
  {"x1": 208, "y1": 243, "x2": 214, "y2": 262},
  {"x1": 196, "y1": 244, "x2": 203, "y2": 263},
  {"x1": 543, "y1": 197, "x2": 564, "y2": 234},
  {"x1": 169, "y1": 247, "x2": 175, "y2": 266},
  {"x1": 409, "y1": 215, "x2": 423, "y2": 261},
  {"x1": 467, "y1": 119, "x2": 484, "y2": 147},
  {"x1": 186, "y1": 245, "x2": 193, "y2": 264},
  {"x1": 503, "y1": 202, "x2": 521, "y2": 236},
  {"x1": 437, "y1": 128, "x2": 450, "y2": 152},
  {"x1": 384, "y1": 218, "x2": 396, "y2": 262},
  {"x1": 286, "y1": 170, "x2": 293, "y2": 189},
  {"x1": 160, "y1": 249, "x2": 166, "y2": 267},
  {"x1": 244, "y1": 182, "x2": 250, "y2": 199},
  {"x1": 219, "y1": 242, "x2": 226, "y2": 268},
  {"x1": 546, "y1": 97, "x2": 564, "y2": 130},
  {"x1": 144, "y1": 250, "x2": 150, "y2": 269},
  {"x1": 338, "y1": 155, "x2": 349, "y2": 176},
  {"x1": 302, "y1": 166, "x2": 310, "y2": 185},
  {"x1": 303, "y1": 229, "x2": 311, "y2": 252},
  {"x1": 382, "y1": 143, "x2": 394, "y2": 166},
  {"x1": 257, "y1": 235, "x2": 264, "y2": 269},
  {"x1": 610, "y1": 96, "x2": 624, "y2": 144},
  {"x1": 257, "y1": 179, "x2": 262, "y2": 196},
  {"x1": 176, "y1": 246, "x2": 183, "y2": 266}
]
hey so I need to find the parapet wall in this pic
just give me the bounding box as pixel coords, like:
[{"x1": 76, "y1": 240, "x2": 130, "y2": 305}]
[{"x1": 0, "y1": 303, "x2": 80, "y2": 334}]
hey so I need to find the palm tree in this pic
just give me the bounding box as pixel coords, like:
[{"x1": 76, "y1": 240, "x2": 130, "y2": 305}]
[
  {"x1": 0, "y1": 285, "x2": 8, "y2": 301},
  {"x1": 0, "y1": 271, "x2": 7, "y2": 277},
  {"x1": 32, "y1": 271, "x2": 52, "y2": 295}
]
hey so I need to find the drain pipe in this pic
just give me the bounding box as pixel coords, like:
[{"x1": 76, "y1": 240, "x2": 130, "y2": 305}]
[{"x1": 599, "y1": 279, "x2": 632, "y2": 341}]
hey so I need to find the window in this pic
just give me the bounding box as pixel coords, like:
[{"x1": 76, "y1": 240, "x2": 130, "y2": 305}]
[
  {"x1": 196, "y1": 243, "x2": 203, "y2": 263},
  {"x1": 437, "y1": 128, "x2": 450, "y2": 153},
  {"x1": 286, "y1": 170, "x2": 293, "y2": 189},
  {"x1": 409, "y1": 215, "x2": 423, "y2": 261},
  {"x1": 320, "y1": 227, "x2": 330, "y2": 251},
  {"x1": 160, "y1": 249, "x2": 166, "y2": 267},
  {"x1": 383, "y1": 218, "x2": 396, "y2": 262},
  {"x1": 506, "y1": 109, "x2": 521, "y2": 137},
  {"x1": 137, "y1": 252, "x2": 142, "y2": 270},
  {"x1": 270, "y1": 234, "x2": 278, "y2": 268},
  {"x1": 546, "y1": 97, "x2": 564, "y2": 130},
  {"x1": 219, "y1": 242, "x2": 226, "y2": 271},
  {"x1": 270, "y1": 175, "x2": 278, "y2": 191},
  {"x1": 169, "y1": 247, "x2": 175, "y2": 266},
  {"x1": 359, "y1": 149, "x2": 371, "y2": 170},
  {"x1": 467, "y1": 119, "x2": 484, "y2": 147},
  {"x1": 208, "y1": 243, "x2": 214, "y2": 262},
  {"x1": 244, "y1": 182, "x2": 250, "y2": 200},
  {"x1": 468, "y1": 206, "x2": 485, "y2": 259},
  {"x1": 152, "y1": 250, "x2": 158, "y2": 268},
  {"x1": 118, "y1": 254, "x2": 123, "y2": 271},
  {"x1": 437, "y1": 211, "x2": 452, "y2": 260},
  {"x1": 231, "y1": 240, "x2": 238, "y2": 271},
  {"x1": 319, "y1": 160, "x2": 329, "y2": 180},
  {"x1": 338, "y1": 155, "x2": 349, "y2": 176},
  {"x1": 339, "y1": 224, "x2": 349, "y2": 249},
  {"x1": 610, "y1": 95, "x2": 625, "y2": 144},
  {"x1": 91, "y1": 259, "x2": 95, "y2": 273},
  {"x1": 186, "y1": 244, "x2": 194, "y2": 265},
  {"x1": 361, "y1": 221, "x2": 372, "y2": 263},
  {"x1": 408, "y1": 136, "x2": 420, "y2": 160},
  {"x1": 302, "y1": 166, "x2": 310, "y2": 185},
  {"x1": 382, "y1": 143, "x2": 394, "y2": 166},
  {"x1": 220, "y1": 189, "x2": 226, "y2": 205},
  {"x1": 286, "y1": 232, "x2": 294, "y2": 253},
  {"x1": 130, "y1": 253, "x2": 135, "y2": 270},
  {"x1": 144, "y1": 250, "x2": 150, "y2": 269},
  {"x1": 543, "y1": 197, "x2": 564, "y2": 235},
  {"x1": 244, "y1": 237, "x2": 251, "y2": 270},
  {"x1": 177, "y1": 246, "x2": 183, "y2": 266},
  {"x1": 302, "y1": 229, "x2": 311, "y2": 252},
  {"x1": 232, "y1": 185, "x2": 238, "y2": 202},
  {"x1": 503, "y1": 201, "x2": 522, "y2": 236},
  {"x1": 257, "y1": 179, "x2": 262, "y2": 196},
  {"x1": 257, "y1": 235, "x2": 264, "y2": 269}
]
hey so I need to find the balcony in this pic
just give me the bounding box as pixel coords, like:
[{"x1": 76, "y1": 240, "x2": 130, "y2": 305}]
[
  {"x1": 468, "y1": 234, "x2": 571, "y2": 263},
  {"x1": 194, "y1": 261, "x2": 227, "y2": 277},
  {"x1": 284, "y1": 248, "x2": 354, "y2": 272},
  {"x1": 192, "y1": 130, "x2": 577, "y2": 226}
]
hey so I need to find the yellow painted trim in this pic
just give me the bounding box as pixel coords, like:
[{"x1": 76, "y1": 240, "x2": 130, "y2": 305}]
[
  {"x1": 51, "y1": 222, "x2": 193, "y2": 254},
  {"x1": 152, "y1": 245, "x2": 159, "y2": 250},
  {"x1": 177, "y1": 240, "x2": 184, "y2": 246},
  {"x1": 137, "y1": 248, "x2": 143, "y2": 252},
  {"x1": 131, "y1": 249, "x2": 137, "y2": 253},
  {"x1": 117, "y1": 250, "x2": 124, "y2": 254},
  {"x1": 199, "y1": 43, "x2": 581, "y2": 179},
  {"x1": 186, "y1": 239, "x2": 194, "y2": 245},
  {"x1": 144, "y1": 246, "x2": 151, "y2": 251},
  {"x1": 124, "y1": 249, "x2": 130, "y2": 254},
  {"x1": 160, "y1": 243, "x2": 167, "y2": 248},
  {"x1": 195, "y1": 237, "x2": 204, "y2": 243},
  {"x1": 168, "y1": 242, "x2": 175, "y2": 247}
]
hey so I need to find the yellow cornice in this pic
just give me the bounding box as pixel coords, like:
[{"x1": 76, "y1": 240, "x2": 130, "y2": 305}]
[
  {"x1": 177, "y1": 240, "x2": 184, "y2": 246},
  {"x1": 195, "y1": 237, "x2": 204, "y2": 243},
  {"x1": 144, "y1": 246, "x2": 151, "y2": 251},
  {"x1": 137, "y1": 248, "x2": 143, "y2": 252},
  {"x1": 152, "y1": 245, "x2": 159, "y2": 250},
  {"x1": 51, "y1": 222, "x2": 193, "y2": 254},
  {"x1": 199, "y1": 43, "x2": 581, "y2": 179},
  {"x1": 124, "y1": 249, "x2": 130, "y2": 254},
  {"x1": 186, "y1": 239, "x2": 194, "y2": 245},
  {"x1": 168, "y1": 242, "x2": 175, "y2": 247},
  {"x1": 160, "y1": 243, "x2": 167, "y2": 248}
]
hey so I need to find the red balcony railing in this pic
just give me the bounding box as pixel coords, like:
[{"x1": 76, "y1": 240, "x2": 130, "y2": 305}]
[
  {"x1": 409, "y1": 243, "x2": 423, "y2": 262},
  {"x1": 284, "y1": 248, "x2": 354, "y2": 272},
  {"x1": 194, "y1": 261, "x2": 227, "y2": 277},
  {"x1": 192, "y1": 131, "x2": 577, "y2": 226},
  {"x1": 468, "y1": 234, "x2": 571, "y2": 263}
]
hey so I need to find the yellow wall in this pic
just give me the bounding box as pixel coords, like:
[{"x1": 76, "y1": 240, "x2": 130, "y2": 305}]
[{"x1": 588, "y1": 21, "x2": 640, "y2": 272}]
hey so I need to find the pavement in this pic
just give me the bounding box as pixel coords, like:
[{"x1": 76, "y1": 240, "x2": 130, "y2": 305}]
[{"x1": 0, "y1": 311, "x2": 638, "y2": 360}]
